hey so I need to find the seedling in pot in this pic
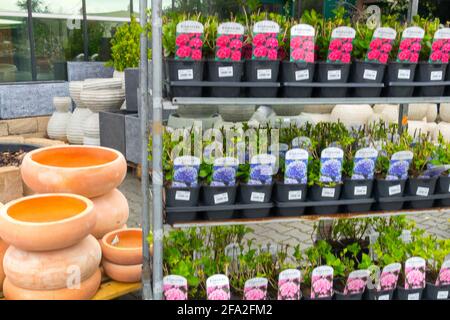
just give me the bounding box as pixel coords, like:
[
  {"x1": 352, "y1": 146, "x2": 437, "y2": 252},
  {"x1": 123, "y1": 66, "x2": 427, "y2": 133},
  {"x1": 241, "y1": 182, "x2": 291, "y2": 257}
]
[{"x1": 163, "y1": 275, "x2": 188, "y2": 300}]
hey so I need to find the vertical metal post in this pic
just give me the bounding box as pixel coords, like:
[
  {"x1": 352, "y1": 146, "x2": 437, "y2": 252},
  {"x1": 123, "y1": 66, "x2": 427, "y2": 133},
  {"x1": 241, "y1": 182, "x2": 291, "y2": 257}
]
[
  {"x1": 82, "y1": 0, "x2": 88, "y2": 61},
  {"x1": 151, "y1": 0, "x2": 164, "y2": 300},
  {"x1": 139, "y1": 0, "x2": 152, "y2": 300},
  {"x1": 26, "y1": 0, "x2": 37, "y2": 81},
  {"x1": 400, "y1": 0, "x2": 418, "y2": 132}
]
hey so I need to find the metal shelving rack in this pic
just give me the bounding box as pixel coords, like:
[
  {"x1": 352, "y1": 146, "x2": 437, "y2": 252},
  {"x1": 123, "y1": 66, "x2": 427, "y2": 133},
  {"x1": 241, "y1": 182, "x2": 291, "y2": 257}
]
[{"x1": 142, "y1": 0, "x2": 442, "y2": 300}]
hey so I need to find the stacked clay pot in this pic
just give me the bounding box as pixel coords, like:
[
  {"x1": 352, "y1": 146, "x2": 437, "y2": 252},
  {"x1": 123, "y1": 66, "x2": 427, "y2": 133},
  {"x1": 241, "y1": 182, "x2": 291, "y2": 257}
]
[
  {"x1": 20, "y1": 145, "x2": 129, "y2": 240},
  {"x1": 0, "y1": 194, "x2": 101, "y2": 299},
  {"x1": 101, "y1": 228, "x2": 142, "y2": 283}
]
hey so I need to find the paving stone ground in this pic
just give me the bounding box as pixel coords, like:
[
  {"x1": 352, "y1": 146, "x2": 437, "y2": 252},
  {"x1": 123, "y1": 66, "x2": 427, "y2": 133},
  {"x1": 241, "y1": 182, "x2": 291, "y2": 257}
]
[{"x1": 120, "y1": 173, "x2": 450, "y2": 249}]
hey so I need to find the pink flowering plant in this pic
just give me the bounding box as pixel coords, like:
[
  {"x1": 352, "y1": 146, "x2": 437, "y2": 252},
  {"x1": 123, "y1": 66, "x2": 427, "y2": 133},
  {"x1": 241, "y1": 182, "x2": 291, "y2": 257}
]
[
  {"x1": 290, "y1": 35, "x2": 315, "y2": 63},
  {"x1": 215, "y1": 33, "x2": 243, "y2": 62},
  {"x1": 405, "y1": 265, "x2": 426, "y2": 289},
  {"x1": 243, "y1": 280, "x2": 268, "y2": 300},
  {"x1": 207, "y1": 285, "x2": 231, "y2": 300},
  {"x1": 326, "y1": 36, "x2": 353, "y2": 64},
  {"x1": 366, "y1": 37, "x2": 394, "y2": 64},
  {"x1": 252, "y1": 32, "x2": 279, "y2": 60},
  {"x1": 311, "y1": 274, "x2": 333, "y2": 298},
  {"x1": 428, "y1": 38, "x2": 450, "y2": 64},
  {"x1": 175, "y1": 32, "x2": 203, "y2": 60},
  {"x1": 163, "y1": 284, "x2": 188, "y2": 300},
  {"x1": 277, "y1": 277, "x2": 301, "y2": 300},
  {"x1": 396, "y1": 37, "x2": 422, "y2": 63}
]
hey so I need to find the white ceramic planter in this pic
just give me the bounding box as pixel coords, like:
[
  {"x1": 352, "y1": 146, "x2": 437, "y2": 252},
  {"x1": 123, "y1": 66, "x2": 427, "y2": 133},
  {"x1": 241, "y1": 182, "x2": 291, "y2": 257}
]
[
  {"x1": 80, "y1": 88, "x2": 125, "y2": 113},
  {"x1": 67, "y1": 107, "x2": 93, "y2": 144},
  {"x1": 83, "y1": 78, "x2": 123, "y2": 90},
  {"x1": 83, "y1": 113, "x2": 100, "y2": 146},
  {"x1": 47, "y1": 97, "x2": 72, "y2": 141},
  {"x1": 69, "y1": 81, "x2": 84, "y2": 107}
]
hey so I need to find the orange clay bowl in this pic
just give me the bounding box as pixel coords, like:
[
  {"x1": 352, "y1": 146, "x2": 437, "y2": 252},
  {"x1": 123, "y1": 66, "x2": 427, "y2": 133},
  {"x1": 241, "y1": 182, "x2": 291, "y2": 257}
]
[
  {"x1": 21, "y1": 145, "x2": 127, "y2": 198},
  {"x1": 101, "y1": 228, "x2": 143, "y2": 265},
  {"x1": 102, "y1": 259, "x2": 142, "y2": 283},
  {"x1": 91, "y1": 189, "x2": 129, "y2": 239},
  {"x1": 3, "y1": 235, "x2": 101, "y2": 290},
  {"x1": 3, "y1": 268, "x2": 101, "y2": 300},
  {"x1": 0, "y1": 194, "x2": 95, "y2": 251}
]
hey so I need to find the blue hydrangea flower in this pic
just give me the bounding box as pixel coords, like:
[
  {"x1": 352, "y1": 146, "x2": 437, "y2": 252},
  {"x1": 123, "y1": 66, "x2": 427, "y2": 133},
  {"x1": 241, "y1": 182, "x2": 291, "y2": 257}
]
[
  {"x1": 320, "y1": 159, "x2": 342, "y2": 182},
  {"x1": 212, "y1": 167, "x2": 236, "y2": 186},
  {"x1": 285, "y1": 161, "x2": 307, "y2": 184},
  {"x1": 352, "y1": 159, "x2": 375, "y2": 179},
  {"x1": 173, "y1": 166, "x2": 198, "y2": 186},
  {"x1": 250, "y1": 164, "x2": 272, "y2": 185},
  {"x1": 387, "y1": 160, "x2": 409, "y2": 180},
  {"x1": 248, "y1": 179, "x2": 263, "y2": 185}
]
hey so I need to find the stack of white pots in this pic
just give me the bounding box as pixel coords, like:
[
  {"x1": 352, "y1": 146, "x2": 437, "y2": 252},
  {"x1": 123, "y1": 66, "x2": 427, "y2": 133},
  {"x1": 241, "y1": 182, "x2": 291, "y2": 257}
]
[
  {"x1": 80, "y1": 78, "x2": 125, "y2": 146},
  {"x1": 68, "y1": 81, "x2": 93, "y2": 144}
]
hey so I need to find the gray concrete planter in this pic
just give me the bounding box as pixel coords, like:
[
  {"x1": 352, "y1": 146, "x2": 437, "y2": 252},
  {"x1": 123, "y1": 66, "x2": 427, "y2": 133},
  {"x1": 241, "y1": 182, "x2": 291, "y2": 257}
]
[
  {"x1": 67, "y1": 61, "x2": 114, "y2": 81},
  {"x1": 124, "y1": 68, "x2": 139, "y2": 113},
  {"x1": 100, "y1": 110, "x2": 137, "y2": 156}
]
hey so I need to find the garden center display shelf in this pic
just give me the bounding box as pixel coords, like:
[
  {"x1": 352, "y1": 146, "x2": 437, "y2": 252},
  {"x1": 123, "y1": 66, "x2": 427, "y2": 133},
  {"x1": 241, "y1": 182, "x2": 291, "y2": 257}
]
[
  {"x1": 166, "y1": 193, "x2": 450, "y2": 225},
  {"x1": 168, "y1": 206, "x2": 450, "y2": 228},
  {"x1": 172, "y1": 96, "x2": 450, "y2": 105}
]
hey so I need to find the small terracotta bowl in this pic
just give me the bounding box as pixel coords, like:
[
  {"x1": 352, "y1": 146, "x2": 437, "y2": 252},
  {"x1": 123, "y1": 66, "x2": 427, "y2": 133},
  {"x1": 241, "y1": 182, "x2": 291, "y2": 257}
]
[{"x1": 101, "y1": 228, "x2": 142, "y2": 265}]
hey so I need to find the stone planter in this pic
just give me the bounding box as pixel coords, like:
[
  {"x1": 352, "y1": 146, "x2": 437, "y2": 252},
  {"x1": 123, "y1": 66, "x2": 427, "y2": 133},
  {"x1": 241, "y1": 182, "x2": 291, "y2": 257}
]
[
  {"x1": 124, "y1": 68, "x2": 139, "y2": 112},
  {"x1": 99, "y1": 110, "x2": 135, "y2": 155},
  {"x1": 47, "y1": 97, "x2": 72, "y2": 141}
]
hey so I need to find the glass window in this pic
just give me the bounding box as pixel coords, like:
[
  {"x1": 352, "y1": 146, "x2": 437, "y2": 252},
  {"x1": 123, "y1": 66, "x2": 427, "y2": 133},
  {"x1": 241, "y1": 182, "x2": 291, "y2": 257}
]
[
  {"x1": 0, "y1": 3, "x2": 32, "y2": 82},
  {"x1": 30, "y1": 0, "x2": 84, "y2": 80}
]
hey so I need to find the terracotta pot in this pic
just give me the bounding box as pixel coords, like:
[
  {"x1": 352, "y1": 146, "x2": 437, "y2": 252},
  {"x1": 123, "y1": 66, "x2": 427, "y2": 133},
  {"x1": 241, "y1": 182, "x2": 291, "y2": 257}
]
[
  {"x1": 0, "y1": 194, "x2": 95, "y2": 251},
  {"x1": 102, "y1": 259, "x2": 141, "y2": 283},
  {"x1": 3, "y1": 268, "x2": 101, "y2": 300},
  {"x1": 101, "y1": 228, "x2": 142, "y2": 265},
  {"x1": 3, "y1": 235, "x2": 101, "y2": 290},
  {"x1": 91, "y1": 189, "x2": 129, "y2": 239},
  {"x1": 21, "y1": 145, "x2": 127, "y2": 198},
  {"x1": 0, "y1": 238, "x2": 8, "y2": 288}
]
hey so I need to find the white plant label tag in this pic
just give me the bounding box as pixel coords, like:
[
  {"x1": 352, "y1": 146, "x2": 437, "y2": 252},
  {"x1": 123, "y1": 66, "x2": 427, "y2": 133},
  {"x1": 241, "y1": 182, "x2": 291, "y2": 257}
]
[
  {"x1": 373, "y1": 27, "x2": 397, "y2": 39},
  {"x1": 430, "y1": 71, "x2": 443, "y2": 81},
  {"x1": 244, "y1": 277, "x2": 268, "y2": 300},
  {"x1": 206, "y1": 274, "x2": 230, "y2": 300},
  {"x1": 397, "y1": 69, "x2": 411, "y2": 79},
  {"x1": 354, "y1": 186, "x2": 368, "y2": 196},
  {"x1": 389, "y1": 184, "x2": 401, "y2": 195},
  {"x1": 437, "y1": 291, "x2": 449, "y2": 299},
  {"x1": 402, "y1": 26, "x2": 425, "y2": 39},
  {"x1": 327, "y1": 69, "x2": 341, "y2": 80},
  {"x1": 288, "y1": 190, "x2": 303, "y2": 200},
  {"x1": 251, "y1": 192, "x2": 265, "y2": 202},
  {"x1": 214, "y1": 193, "x2": 229, "y2": 204},
  {"x1": 378, "y1": 294, "x2": 389, "y2": 300},
  {"x1": 363, "y1": 69, "x2": 378, "y2": 80},
  {"x1": 178, "y1": 69, "x2": 194, "y2": 80},
  {"x1": 217, "y1": 22, "x2": 245, "y2": 35},
  {"x1": 257, "y1": 69, "x2": 272, "y2": 80},
  {"x1": 175, "y1": 191, "x2": 191, "y2": 201},
  {"x1": 295, "y1": 69, "x2": 310, "y2": 81},
  {"x1": 253, "y1": 20, "x2": 280, "y2": 34},
  {"x1": 311, "y1": 266, "x2": 334, "y2": 299},
  {"x1": 416, "y1": 187, "x2": 429, "y2": 197},
  {"x1": 408, "y1": 293, "x2": 420, "y2": 300},
  {"x1": 218, "y1": 66, "x2": 233, "y2": 78},
  {"x1": 331, "y1": 26, "x2": 356, "y2": 39},
  {"x1": 405, "y1": 257, "x2": 426, "y2": 289},
  {"x1": 163, "y1": 275, "x2": 188, "y2": 300},
  {"x1": 278, "y1": 269, "x2": 301, "y2": 300},
  {"x1": 176, "y1": 20, "x2": 204, "y2": 34},
  {"x1": 322, "y1": 188, "x2": 335, "y2": 198}
]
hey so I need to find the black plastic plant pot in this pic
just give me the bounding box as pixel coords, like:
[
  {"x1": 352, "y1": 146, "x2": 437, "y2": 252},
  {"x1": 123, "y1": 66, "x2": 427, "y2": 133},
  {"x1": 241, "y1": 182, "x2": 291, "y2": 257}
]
[
  {"x1": 206, "y1": 60, "x2": 244, "y2": 97},
  {"x1": 245, "y1": 59, "x2": 280, "y2": 97},
  {"x1": 201, "y1": 185, "x2": 237, "y2": 220},
  {"x1": 374, "y1": 178, "x2": 406, "y2": 211},
  {"x1": 383, "y1": 62, "x2": 417, "y2": 97},
  {"x1": 165, "y1": 211, "x2": 198, "y2": 225},
  {"x1": 394, "y1": 286, "x2": 423, "y2": 300},
  {"x1": 308, "y1": 184, "x2": 342, "y2": 215},
  {"x1": 238, "y1": 183, "x2": 273, "y2": 219},
  {"x1": 414, "y1": 62, "x2": 448, "y2": 97},
  {"x1": 334, "y1": 291, "x2": 363, "y2": 300},
  {"x1": 350, "y1": 60, "x2": 386, "y2": 97},
  {"x1": 363, "y1": 287, "x2": 394, "y2": 300},
  {"x1": 405, "y1": 176, "x2": 438, "y2": 209},
  {"x1": 315, "y1": 62, "x2": 350, "y2": 98},
  {"x1": 423, "y1": 282, "x2": 450, "y2": 300},
  {"x1": 436, "y1": 175, "x2": 450, "y2": 206},
  {"x1": 274, "y1": 181, "x2": 307, "y2": 216},
  {"x1": 167, "y1": 59, "x2": 204, "y2": 97},
  {"x1": 342, "y1": 178, "x2": 374, "y2": 212},
  {"x1": 280, "y1": 61, "x2": 315, "y2": 97},
  {"x1": 165, "y1": 185, "x2": 200, "y2": 207}
]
